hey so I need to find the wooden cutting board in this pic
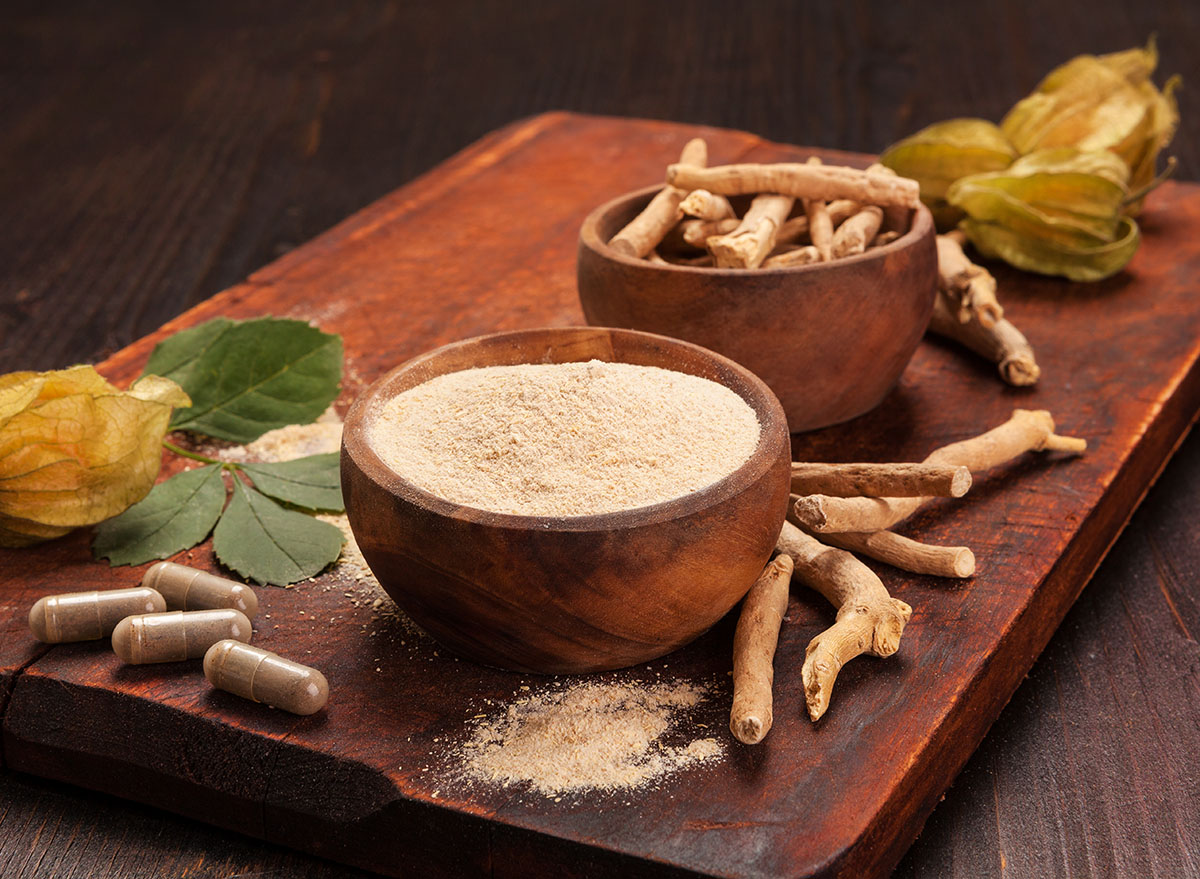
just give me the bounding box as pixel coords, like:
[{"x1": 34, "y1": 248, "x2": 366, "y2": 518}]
[{"x1": 3, "y1": 112, "x2": 1199, "y2": 879}]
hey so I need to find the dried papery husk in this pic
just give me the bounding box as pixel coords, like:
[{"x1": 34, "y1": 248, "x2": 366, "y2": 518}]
[
  {"x1": 947, "y1": 148, "x2": 1131, "y2": 245},
  {"x1": 962, "y1": 214, "x2": 1140, "y2": 283},
  {"x1": 879, "y1": 117, "x2": 1018, "y2": 228},
  {"x1": 1000, "y1": 41, "x2": 1179, "y2": 212}
]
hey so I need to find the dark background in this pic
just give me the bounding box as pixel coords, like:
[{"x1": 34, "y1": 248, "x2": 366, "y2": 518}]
[{"x1": 2, "y1": 1, "x2": 1198, "y2": 877}]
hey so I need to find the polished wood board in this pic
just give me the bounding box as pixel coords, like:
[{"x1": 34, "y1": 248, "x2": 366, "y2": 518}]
[{"x1": 2, "y1": 113, "x2": 1199, "y2": 879}]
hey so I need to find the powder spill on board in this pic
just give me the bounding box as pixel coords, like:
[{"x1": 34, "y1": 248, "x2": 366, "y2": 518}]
[
  {"x1": 366, "y1": 360, "x2": 760, "y2": 517},
  {"x1": 456, "y1": 679, "x2": 724, "y2": 797}
]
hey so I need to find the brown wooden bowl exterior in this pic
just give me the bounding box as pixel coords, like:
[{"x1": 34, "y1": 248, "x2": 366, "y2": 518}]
[
  {"x1": 341, "y1": 326, "x2": 791, "y2": 674},
  {"x1": 577, "y1": 185, "x2": 938, "y2": 432}
]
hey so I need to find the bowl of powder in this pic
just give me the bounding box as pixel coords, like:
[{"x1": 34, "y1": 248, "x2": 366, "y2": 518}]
[{"x1": 341, "y1": 326, "x2": 790, "y2": 674}]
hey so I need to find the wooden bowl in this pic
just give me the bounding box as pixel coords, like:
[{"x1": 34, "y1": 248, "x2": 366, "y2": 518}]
[
  {"x1": 577, "y1": 185, "x2": 938, "y2": 432},
  {"x1": 340, "y1": 326, "x2": 791, "y2": 674}
]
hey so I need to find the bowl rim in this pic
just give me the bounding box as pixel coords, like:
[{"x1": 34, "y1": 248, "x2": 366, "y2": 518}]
[
  {"x1": 579, "y1": 182, "x2": 934, "y2": 274},
  {"x1": 342, "y1": 326, "x2": 789, "y2": 534}
]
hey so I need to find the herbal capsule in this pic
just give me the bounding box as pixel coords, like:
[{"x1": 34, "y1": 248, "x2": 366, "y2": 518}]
[
  {"x1": 142, "y1": 561, "x2": 259, "y2": 618},
  {"x1": 28, "y1": 587, "x2": 166, "y2": 644},
  {"x1": 204, "y1": 640, "x2": 329, "y2": 716},
  {"x1": 112, "y1": 609, "x2": 253, "y2": 665}
]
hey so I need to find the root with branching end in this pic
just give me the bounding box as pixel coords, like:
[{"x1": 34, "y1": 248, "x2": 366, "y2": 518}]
[
  {"x1": 730, "y1": 554, "x2": 794, "y2": 744},
  {"x1": 707, "y1": 194, "x2": 795, "y2": 269},
  {"x1": 680, "y1": 188, "x2": 735, "y2": 221},
  {"x1": 937, "y1": 231, "x2": 1003, "y2": 327},
  {"x1": 930, "y1": 288, "x2": 1040, "y2": 386},
  {"x1": 775, "y1": 521, "x2": 912, "y2": 721},
  {"x1": 793, "y1": 409, "x2": 1086, "y2": 534}
]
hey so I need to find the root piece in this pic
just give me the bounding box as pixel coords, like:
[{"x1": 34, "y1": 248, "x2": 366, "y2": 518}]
[
  {"x1": 775, "y1": 521, "x2": 912, "y2": 721},
  {"x1": 865, "y1": 162, "x2": 912, "y2": 232},
  {"x1": 667, "y1": 162, "x2": 921, "y2": 209},
  {"x1": 707, "y1": 194, "x2": 794, "y2": 269},
  {"x1": 680, "y1": 189, "x2": 735, "y2": 221},
  {"x1": 762, "y1": 245, "x2": 821, "y2": 268},
  {"x1": 936, "y1": 233, "x2": 1003, "y2": 327},
  {"x1": 806, "y1": 526, "x2": 975, "y2": 578},
  {"x1": 680, "y1": 217, "x2": 740, "y2": 248},
  {"x1": 774, "y1": 200, "x2": 861, "y2": 247},
  {"x1": 930, "y1": 289, "x2": 1040, "y2": 386},
  {"x1": 790, "y1": 462, "x2": 971, "y2": 498},
  {"x1": 730, "y1": 554, "x2": 794, "y2": 744},
  {"x1": 647, "y1": 250, "x2": 670, "y2": 265},
  {"x1": 610, "y1": 139, "x2": 708, "y2": 258},
  {"x1": 831, "y1": 206, "x2": 884, "y2": 258},
  {"x1": 870, "y1": 230, "x2": 902, "y2": 248},
  {"x1": 803, "y1": 157, "x2": 834, "y2": 261},
  {"x1": 793, "y1": 409, "x2": 1086, "y2": 534}
]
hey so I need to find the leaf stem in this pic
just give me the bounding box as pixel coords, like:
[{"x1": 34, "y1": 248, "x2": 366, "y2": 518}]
[{"x1": 161, "y1": 439, "x2": 239, "y2": 469}]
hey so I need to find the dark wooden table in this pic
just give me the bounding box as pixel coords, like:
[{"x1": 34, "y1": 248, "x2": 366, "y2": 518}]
[{"x1": 2, "y1": 2, "x2": 1197, "y2": 877}]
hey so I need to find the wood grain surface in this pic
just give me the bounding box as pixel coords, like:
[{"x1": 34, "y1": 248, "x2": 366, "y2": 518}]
[{"x1": 1, "y1": 2, "x2": 1197, "y2": 878}]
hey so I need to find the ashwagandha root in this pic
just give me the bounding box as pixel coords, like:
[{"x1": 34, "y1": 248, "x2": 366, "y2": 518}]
[
  {"x1": 730, "y1": 554, "x2": 794, "y2": 744},
  {"x1": 870, "y1": 230, "x2": 901, "y2": 248},
  {"x1": 936, "y1": 231, "x2": 1003, "y2": 327},
  {"x1": 680, "y1": 189, "x2": 735, "y2": 221},
  {"x1": 774, "y1": 199, "x2": 861, "y2": 246},
  {"x1": 679, "y1": 217, "x2": 740, "y2": 248},
  {"x1": 792, "y1": 518, "x2": 976, "y2": 579},
  {"x1": 790, "y1": 462, "x2": 971, "y2": 498},
  {"x1": 929, "y1": 288, "x2": 1041, "y2": 387},
  {"x1": 865, "y1": 162, "x2": 911, "y2": 233},
  {"x1": 793, "y1": 409, "x2": 1087, "y2": 534},
  {"x1": 609, "y1": 138, "x2": 708, "y2": 257},
  {"x1": 667, "y1": 162, "x2": 921, "y2": 209},
  {"x1": 762, "y1": 245, "x2": 821, "y2": 268},
  {"x1": 803, "y1": 157, "x2": 834, "y2": 261},
  {"x1": 707, "y1": 193, "x2": 795, "y2": 269},
  {"x1": 831, "y1": 206, "x2": 884, "y2": 258},
  {"x1": 775, "y1": 521, "x2": 912, "y2": 721}
]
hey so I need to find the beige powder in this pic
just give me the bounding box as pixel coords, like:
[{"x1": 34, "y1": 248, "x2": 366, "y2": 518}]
[
  {"x1": 366, "y1": 360, "x2": 760, "y2": 517},
  {"x1": 459, "y1": 680, "x2": 723, "y2": 796}
]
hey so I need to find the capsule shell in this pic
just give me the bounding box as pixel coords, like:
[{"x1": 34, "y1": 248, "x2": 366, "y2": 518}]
[
  {"x1": 28, "y1": 587, "x2": 166, "y2": 644},
  {"x1": 143, "y1": 561, "x2": 259, "y2": 618},
  {"x1": 112, "y1": 609, "x2": 253, "y2": 664},
  {"x1": 204, "y1": 640, "x2": 329, "y2": 716}
]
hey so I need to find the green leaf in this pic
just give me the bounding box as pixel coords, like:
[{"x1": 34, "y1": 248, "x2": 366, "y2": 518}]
[
  {"x1": 213, "y1": 479, "x2": 344, "y2": 586},
  {"x1": 93, "y1": 464, "x2": 226, "y2": 565},
  {"x1": 241, "y1": 453, "x2": 344, "y2": 512},
  {"x1": 150, "y1": 316, "x2": 343, "y2": 444},
  {"x1": 142, "y1": 318, "x2": 235, "y2": 391}
]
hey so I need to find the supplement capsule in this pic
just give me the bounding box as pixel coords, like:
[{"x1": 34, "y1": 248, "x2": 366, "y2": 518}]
[
  {"x1": 142, "y1": 561, "x2": 259, "y2": 618},
  {"x1": 28, "y1": 587, "x2": 166, "y2": 644},
  {"x1": 204, "y1": 640, "x2": 329, "y2": 716},
  {"x1": 112, "y1": 609, "x2": 253, "y2": 664}
]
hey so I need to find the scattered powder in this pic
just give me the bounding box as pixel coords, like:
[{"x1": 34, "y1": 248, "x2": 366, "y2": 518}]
[
  {"x1": 366, "y1": 360, "x2": 761, "y2": 517},
  {"x1": 457, "y1": 679, "x2": 724, "y2": 796},
  {"x1": 218, "y1": 415, "x2": 344, "y2": 463}
]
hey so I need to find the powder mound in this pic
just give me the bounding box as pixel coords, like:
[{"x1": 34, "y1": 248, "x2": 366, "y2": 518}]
[
  {"x1": 366, "y1": 360, "x2": 761, "y2": 517},
  {"x1": 458, "y1": 680, "x2": 724, "y2": 796}
]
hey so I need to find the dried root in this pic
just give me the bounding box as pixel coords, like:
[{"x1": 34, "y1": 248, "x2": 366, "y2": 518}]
[
  {"x1": 790, "y1": 462, "x2": 972, "y2": 498},
  {"x1": 931, "y1": 231, "x2": 1040, "y2": 386},
  {"x1": 707, "y1": 194, "x2": 794, "y2": 269},
  {"x1": 609, "y1": 138, "x2": 708, "y2": 257},
  {"x1": 776, "y1": 521, "x2": 912, "y2": 721},
  {"x1": 730, "y1": 554, "x2": 794, "y2": 744},
  {"x1": 793, "y1": 409, "x2": 1086, "y2": 534},
  {"x1": 667, "y1": 162, "x2": 921, "y2": 208}
]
